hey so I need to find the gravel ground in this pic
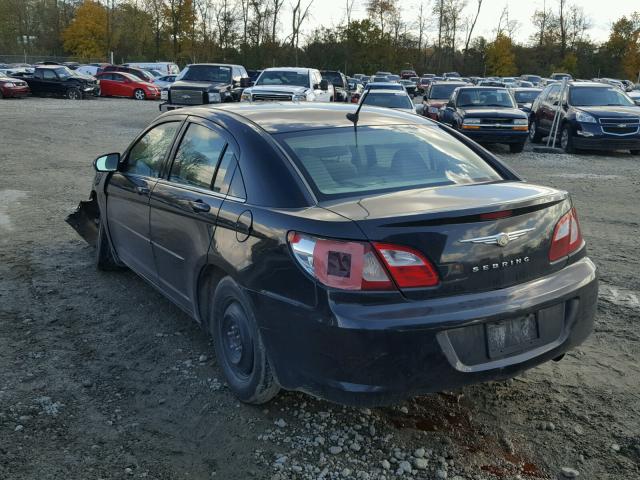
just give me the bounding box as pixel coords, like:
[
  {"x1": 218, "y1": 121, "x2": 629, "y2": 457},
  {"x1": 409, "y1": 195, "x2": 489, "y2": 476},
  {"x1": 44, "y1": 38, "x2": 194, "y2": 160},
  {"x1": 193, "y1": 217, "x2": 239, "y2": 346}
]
[{"x1": 0, "y1": 97, "x2": 638, "y2": 480}]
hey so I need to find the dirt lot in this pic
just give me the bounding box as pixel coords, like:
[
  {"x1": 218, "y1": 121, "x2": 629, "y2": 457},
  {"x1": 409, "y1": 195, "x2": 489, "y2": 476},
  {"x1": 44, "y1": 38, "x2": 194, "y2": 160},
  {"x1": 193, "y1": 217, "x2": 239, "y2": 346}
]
[{"x1": 0, "y1": 97, "x2": 638, "y2": 480}]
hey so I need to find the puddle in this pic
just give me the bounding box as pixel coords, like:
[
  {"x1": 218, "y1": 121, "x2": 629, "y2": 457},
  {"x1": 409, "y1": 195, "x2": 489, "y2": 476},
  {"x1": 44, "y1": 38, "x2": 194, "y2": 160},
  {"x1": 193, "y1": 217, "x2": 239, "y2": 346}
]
[{"x1": 0, "y1": 189, "x2": 28, "y2": 232}]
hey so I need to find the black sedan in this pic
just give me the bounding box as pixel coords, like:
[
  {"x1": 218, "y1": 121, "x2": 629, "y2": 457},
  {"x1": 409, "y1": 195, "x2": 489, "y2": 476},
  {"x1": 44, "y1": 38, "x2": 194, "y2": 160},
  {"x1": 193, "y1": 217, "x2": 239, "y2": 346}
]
[
  {"x1": 438, "y1": 86, "x2": 530, "y2": 152},
  {"x1": 68, "y1": 104, "x2": 598, "y2": 406},
  {"x1": 530, "y1": 81, "x2": 640, "y2": 154}
]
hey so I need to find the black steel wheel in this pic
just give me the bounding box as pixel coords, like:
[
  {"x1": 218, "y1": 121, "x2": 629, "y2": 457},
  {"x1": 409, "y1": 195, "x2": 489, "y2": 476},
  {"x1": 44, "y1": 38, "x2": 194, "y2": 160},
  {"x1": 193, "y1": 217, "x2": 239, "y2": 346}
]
[
  {"x1": 210, "y1": 277, "x2": 280, "y2": 404},
  {"x1": 67, "y1": 88, "x2": 82, "y2": 100}
]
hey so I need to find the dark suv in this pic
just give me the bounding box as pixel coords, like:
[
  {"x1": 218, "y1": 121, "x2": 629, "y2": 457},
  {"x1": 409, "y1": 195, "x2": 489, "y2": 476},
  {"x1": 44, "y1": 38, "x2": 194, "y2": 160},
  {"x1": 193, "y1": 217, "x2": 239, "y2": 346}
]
[
  {"x1": 530, "y1": 81, "x2": 640, "y2": 154},
  {"x1": 320, "y1": 70, "x2": 349, "y2": 102}
]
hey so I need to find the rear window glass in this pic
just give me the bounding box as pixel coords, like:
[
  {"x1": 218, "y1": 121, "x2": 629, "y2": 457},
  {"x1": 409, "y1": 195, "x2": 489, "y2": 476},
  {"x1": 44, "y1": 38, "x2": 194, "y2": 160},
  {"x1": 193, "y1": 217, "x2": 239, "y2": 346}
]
[
  {"x1": 277, "y1": 125, "x2": 502, "y2": 200},
  {"x1": 362, "y1": 92, "x2": 413, "y2": 110},
  {"x1": 430, "y1": 84, "x2": 462, "y2": 99}
]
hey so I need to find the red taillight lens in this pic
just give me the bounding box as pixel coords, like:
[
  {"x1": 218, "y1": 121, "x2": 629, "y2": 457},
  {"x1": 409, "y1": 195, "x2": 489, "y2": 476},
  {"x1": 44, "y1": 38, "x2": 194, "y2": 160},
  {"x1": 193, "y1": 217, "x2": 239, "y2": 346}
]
[
  {"x1": 287, "y1": 233, "x2": 440, "y2": 290},
  {"x1": 549, "y1": 208, "x2": 583, "y2": 262},
  {"x1": 373, "y1": 243, "x2": 440, "y2": 288},
  {"x1": 287, "y1": 232, "x2": 394, "y2": 291}
]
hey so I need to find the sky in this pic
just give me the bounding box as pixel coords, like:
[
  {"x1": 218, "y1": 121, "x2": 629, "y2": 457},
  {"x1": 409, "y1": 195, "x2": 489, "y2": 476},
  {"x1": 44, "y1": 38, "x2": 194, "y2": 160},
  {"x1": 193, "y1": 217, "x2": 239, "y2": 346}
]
[{"x1": 289, "y1": 0, "x2": 638, "y2": 44}]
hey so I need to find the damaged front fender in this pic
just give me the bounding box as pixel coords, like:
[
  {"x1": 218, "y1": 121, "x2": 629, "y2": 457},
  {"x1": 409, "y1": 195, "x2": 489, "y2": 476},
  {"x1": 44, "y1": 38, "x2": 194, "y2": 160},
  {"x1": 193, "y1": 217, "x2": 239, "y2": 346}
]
[{"x1": 65, "y1": 193, "x2": 99, "y2": 247}]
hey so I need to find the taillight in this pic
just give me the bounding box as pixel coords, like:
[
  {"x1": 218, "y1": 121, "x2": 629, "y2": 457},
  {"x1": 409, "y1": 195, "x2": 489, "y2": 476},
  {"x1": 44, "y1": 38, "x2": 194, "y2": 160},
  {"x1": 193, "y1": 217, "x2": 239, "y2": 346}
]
[
  {"x1": 549, "y1": 208, "x2": 583, "y2": 262},
  {"x1": 373, "y1": 243, "x2": 440, "y2": 288},
  {"x1": 287, "y1": 232, "x2": 440, "y2": 291}
]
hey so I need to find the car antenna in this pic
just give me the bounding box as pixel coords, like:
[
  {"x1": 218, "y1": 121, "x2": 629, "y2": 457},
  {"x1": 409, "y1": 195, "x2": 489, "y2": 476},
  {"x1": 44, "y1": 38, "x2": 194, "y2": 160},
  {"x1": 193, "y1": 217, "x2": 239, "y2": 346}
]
[{"x1": 346, "y1": 90, "x2": 369, "y2": 127}]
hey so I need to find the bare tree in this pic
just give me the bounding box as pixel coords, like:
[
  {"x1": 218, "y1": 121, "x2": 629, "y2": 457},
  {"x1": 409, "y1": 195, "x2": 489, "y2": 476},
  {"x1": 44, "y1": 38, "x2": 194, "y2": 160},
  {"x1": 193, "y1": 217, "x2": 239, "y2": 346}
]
[
  {"x1": 415, "y1": 2, "x2": 428, "y2": 52},
  {"x1": 345, "y1": 0, "x2": 356, "y2": 25},
  {"x1": 463, "y1": 0, "x2": 482, "y2": 55},
  {"x1": 558, "y1": 0, "x2": 567, "y2": 56},
  {"x1": 271, "y1": 0, "x2": 285, "y2": 41},
  {"x1": 290, "y1": 0, "x2": 313, "y2": 65}
]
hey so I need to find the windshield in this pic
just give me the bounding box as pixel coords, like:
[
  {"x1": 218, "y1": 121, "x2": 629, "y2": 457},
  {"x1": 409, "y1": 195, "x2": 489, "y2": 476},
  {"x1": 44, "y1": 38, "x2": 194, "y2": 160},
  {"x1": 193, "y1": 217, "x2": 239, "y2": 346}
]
[
  {"x1": 429, "y1": 84, "x2": 462, "y2": 99},
  {"x1": 181, "y1": 65, "x2": 231, "y2": 83},
  {"x1": 570, "y1": 87, "x2": 634, "y2": 106},
  {"x1": 456, "y1": 88, "x2": 515, "y2": 108},
  {"x1": 514, "y1": 90, "x2": 541, "y2": 103},
  {"x1": 256, "y1": 70, "x2": 309, "y2": 87},
  {"x1": 54, "y1": 67, "x2": 73, "y2": 79},
  {"x1": 362, "y1": 92, "x2": 413, "y2": 109},
  {"x1": 276, "y1": 125, "x2": 502, "y2": 200}
]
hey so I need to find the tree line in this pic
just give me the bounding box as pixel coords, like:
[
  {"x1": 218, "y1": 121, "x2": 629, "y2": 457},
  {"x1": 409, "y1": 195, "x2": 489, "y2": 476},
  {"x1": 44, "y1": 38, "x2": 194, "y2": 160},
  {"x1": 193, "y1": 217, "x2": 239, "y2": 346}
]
[{"x1": 0, "y1": 0, "x2": 639, "y2": 79}]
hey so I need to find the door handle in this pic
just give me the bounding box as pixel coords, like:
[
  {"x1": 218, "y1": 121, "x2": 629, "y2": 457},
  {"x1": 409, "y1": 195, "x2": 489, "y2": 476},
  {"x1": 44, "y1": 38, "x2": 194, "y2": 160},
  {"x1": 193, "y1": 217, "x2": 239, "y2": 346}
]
[
  {"x1": 136, "y1": 186, "x2": 150, "y2": 195},
  {"x1": 189, "y1": 200, "x2": 211, "y2": 213}
]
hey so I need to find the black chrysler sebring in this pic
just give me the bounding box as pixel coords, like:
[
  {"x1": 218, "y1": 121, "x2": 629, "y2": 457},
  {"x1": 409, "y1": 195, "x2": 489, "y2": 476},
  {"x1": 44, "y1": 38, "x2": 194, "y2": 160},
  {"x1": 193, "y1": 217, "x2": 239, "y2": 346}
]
[{"x1": 67, "y1": 103, "x2": 598, "y2": 406}]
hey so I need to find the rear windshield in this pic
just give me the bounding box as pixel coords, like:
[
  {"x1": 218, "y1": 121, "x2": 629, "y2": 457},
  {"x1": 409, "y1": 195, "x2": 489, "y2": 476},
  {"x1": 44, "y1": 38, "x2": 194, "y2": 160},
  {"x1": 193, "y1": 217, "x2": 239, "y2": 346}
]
[
  {"x1": 362, "y1": 92, "x2": 413, "y2": 110},
  {"x1": 276, "y1": 125, "x2": 502, "y2": 199},
  {"x1": 569, "y1": 87, "x2": 634, "y2": 107},
  {"x1": 430, "y1": 84, "x2": 461, "y2": 99}
]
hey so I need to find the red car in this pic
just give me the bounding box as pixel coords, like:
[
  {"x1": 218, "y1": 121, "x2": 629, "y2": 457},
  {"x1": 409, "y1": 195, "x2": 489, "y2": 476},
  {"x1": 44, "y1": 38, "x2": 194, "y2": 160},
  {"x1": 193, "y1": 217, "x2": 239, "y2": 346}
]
[
  {"x1": 0, "y1": 75, "x2": 30, "y2": 98},
  {"x1": 96, "y1": 72, "x2": 160, "y2": 100}
]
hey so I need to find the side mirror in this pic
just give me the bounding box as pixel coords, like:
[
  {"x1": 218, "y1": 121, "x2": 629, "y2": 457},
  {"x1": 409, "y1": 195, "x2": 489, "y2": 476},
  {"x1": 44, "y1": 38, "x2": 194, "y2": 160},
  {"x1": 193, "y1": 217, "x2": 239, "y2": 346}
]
[
  {"x1": 240, "y1": 77, "x2": 250, "y2": 88},
  {"x1": 94, "y1": 153, "x2": 120, "y2": 172},
  {"x1": 415, "y1": 104, "x2": 425, "y2": 115},
  {"x1": 320, "y1": 79, "x2": 329, "y2": 91}
]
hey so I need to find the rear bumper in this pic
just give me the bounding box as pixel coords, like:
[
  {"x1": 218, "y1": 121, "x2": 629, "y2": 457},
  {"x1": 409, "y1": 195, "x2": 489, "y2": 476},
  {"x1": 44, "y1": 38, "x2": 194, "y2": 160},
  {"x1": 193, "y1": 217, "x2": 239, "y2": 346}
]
[
  {"x1": 2, "y1": 86, "x2": 29, "y2": 97},
  {"x1": 250, "y1": 257, "x2": 597, "y2": 406},
  {"x1": 460, "y1": 128, "x2": 529, "y2": 144}
]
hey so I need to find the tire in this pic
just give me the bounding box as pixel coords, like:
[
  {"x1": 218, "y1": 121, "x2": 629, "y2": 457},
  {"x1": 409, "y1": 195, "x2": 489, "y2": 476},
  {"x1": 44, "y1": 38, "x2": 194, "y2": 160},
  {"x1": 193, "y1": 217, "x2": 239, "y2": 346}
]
[
  {"x1": 509, "y1": 142, "x2": 525, "y2": 153},
  {"x1": 210, "y1": 277, "x2": 280, "y2": 404},
  {"x1": 0, "y1": 89, "x2": 4, "y2": 99},
  {"x1": 134, "y1": 89, "x2": 146, "y2": 100},
  {"x1": 630, "y1": 150, "x2": 640, "y2": 155},
  {"x1": 96, "y1": 220, "x2": 122, "y2": 270},
  {"x1": 67, "y1": 88, "x2": 82, "y2": 100},
  {"x1": 560, "y1": 124, "x2": 575, "y2": 153},
  {"x1": 529, "y1": 119, "x2": 543, "y2": 143}
]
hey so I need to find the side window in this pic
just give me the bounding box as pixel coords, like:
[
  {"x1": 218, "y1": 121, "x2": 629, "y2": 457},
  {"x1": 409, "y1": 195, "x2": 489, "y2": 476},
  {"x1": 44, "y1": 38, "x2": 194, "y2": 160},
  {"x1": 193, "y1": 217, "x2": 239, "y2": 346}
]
[
  {"x1": 113, "y1": 74, "x2": 124, "y2": 82},
  {"x1": 124, "y1": 122, "x2": 180, "y2": 177},
  {"x1": 212, "y1": 148, "x2": 237, "y2": 195},
  {"x1": 43, "y1": 70, "x2": 57, "y2": 80},
  {"x1": 34, "y1": 69, "x2": 43, "y2": 79},
  {"x1": 169, "y1": 123, "x2": 226, "y2": 189},
  {"x1": 228, "y1": 166, "x2": 246, "y2": 200},
  {"x1": 547, "y1": 85, "x2": 561, "y2": 104}
]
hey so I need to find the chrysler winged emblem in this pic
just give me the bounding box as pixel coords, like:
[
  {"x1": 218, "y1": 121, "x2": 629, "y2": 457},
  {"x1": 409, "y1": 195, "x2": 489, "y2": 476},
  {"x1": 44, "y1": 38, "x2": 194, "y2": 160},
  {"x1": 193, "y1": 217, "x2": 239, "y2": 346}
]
[{"x1": 460, "y1": 228, "x2": 534, "y2": 247}]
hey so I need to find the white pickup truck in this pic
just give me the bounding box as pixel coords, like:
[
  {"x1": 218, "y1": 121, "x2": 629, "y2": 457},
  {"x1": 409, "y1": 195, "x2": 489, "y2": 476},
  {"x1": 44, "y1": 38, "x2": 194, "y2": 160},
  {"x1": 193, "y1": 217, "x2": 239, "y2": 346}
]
[{"x1": 240, "y1": 67, "x2": 334, "y2": 103}]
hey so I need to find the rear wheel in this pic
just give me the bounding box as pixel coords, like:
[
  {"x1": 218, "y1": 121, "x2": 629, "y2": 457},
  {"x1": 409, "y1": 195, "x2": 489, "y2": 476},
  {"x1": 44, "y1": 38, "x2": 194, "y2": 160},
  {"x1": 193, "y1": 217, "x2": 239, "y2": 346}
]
[
  {"x1": 560, "y1": 124, "x2": 575, "y2": 153},
  {"x1": 210, "y1": 277, "x2": 280, "y2": 404},
  {"x1": 509, "y1": 142, "x2": 525, "y2": 153},
  {"x1": 529, "y1": 119, "x2": 543, "y2": 143},
  {"x1": 134, "y1": 89, "x2": 146, "y2": 100},
  {"x1": 67, "y1": 88, "x2": 82, "y2": 100}
]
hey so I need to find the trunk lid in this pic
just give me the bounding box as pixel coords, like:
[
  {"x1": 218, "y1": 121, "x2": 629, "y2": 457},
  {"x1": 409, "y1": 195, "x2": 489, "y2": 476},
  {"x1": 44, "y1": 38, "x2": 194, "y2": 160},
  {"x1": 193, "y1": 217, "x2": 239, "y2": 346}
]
[{"x1": 321, "y1": 182, "x2": 570, "y2": 299}]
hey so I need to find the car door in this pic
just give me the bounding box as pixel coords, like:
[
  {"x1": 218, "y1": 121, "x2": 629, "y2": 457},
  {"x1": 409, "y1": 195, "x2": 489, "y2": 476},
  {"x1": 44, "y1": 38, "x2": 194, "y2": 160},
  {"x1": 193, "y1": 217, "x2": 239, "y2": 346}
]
[
  {"x1": 110, "y1": 73, "x2": 128, "y2": 97},
  {"x1": 312, "y1": 70, "x2": 330, "y2": 102},
  {"x1": 541, "y1": 84, "x2": 561, "y2": 133},
  {"x1": 98, "y1": 73, "x2": 114, "y2": 96},
  {"x1": 41, "y1": 69, "x2": 60, "y2": 94},
  {"x1": 149, "y1": 118, "x2": 235, "y2": 313},
  {"x1": 106, "y1": 120, "x2": 183, "y2": 283}
]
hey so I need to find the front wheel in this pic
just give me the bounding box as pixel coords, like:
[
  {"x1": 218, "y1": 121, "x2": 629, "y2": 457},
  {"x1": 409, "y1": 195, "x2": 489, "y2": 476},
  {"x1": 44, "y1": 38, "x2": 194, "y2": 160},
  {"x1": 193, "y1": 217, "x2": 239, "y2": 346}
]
[
  {"x1": 134, "y1": 89, "x2": 146, "y2": 100},
  {"x1": 509, "y1": 142, "x2": 525, "y2": 153},
  {"x1": 96, "y1": 220, "x2": 123, "y2": 270},
  {"x1": 67, "y1": 88, "x2": 82, "y2": 100},
  {"x1": 560, "y1": 124, "x2": 575, "y2": 153},
  {"x1": 210, "y1": 277, "x2": 280, "y2": 404}
]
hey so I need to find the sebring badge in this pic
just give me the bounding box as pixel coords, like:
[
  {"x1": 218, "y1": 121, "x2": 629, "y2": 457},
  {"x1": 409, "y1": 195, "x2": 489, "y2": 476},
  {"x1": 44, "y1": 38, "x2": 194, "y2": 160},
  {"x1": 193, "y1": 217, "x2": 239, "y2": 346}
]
[{"x1": 460, "y1": 227, "x2": 534, "y2": 247}]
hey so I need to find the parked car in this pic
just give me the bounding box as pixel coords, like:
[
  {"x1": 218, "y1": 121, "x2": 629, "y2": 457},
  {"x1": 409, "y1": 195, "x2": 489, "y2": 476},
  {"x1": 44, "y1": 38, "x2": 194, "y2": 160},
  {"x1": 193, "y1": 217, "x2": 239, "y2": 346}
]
[
  {"x1": 416, "y1": 77, "x2": 433, "y2": 94},
  {"x1": 321, "y1": 70, "x2": 350, "y2": 102},
  {"x1": 154, "y1": 74, "x2": 177, "y2": 89},
  {"x1": 530, "y1": 81, "x2": 640, "y2": 154},
  {"x1": 247, "y1": 69, "x2": 262, "y2": 86},
  {"x1": 478, "y1": 80, "x2": 506, "y2": 87},
  {"x1": 102, "y1": 65, "x2": 156, "y2": 83},
  {"x1": 550, "y1": 73, "x2": 572, "y2": 82},
  {"x1": 364, "y1": 82, "x2": 405, "y2": 93},
  {"x1": 438, "y1": 86, "x2": 529, "y2": 152},
  {"x1": 24, "y1": 65, "x2": 99, "y2": 99},
  {"x1": 96, "y1": 71, "x2": 161, "y2": 100},
  {"x1": 67, "y1": 103, "x2": 598, "y2": 406},
  {"x1": 0, "y1": 74, "x2": 30, "y2": 98},
  {"x1": 510, "y1": 87, "x2": 543, "y2": 118},
  {"x1": 443, "y1": 71, "x2": 461, "y2": 78},
  {"x1": 161, "y1": 63, "x2": 249, "y2": 112},
  {"x1": 375, "y1": 71, "x2": 392, "y2": 77},
  {"x1": 515, "y1": 80, "x2": 535, "y2": 88},
  {"x1": 387, "y1": 74, "x2": 400, "y2": 82},
  {"x1": 241, "y1": 67, "x2": 332, "y2": 103},
  {"x1": 399, "y1": 79, "x2": 417, "y2": 97},
  {"x1": 400, "y1": 69, "x2": 417, "y2": 79},
  {"x1": 422, "y1": 81, "x2": 468, "y2": 120},
  {"x1": 123, "y1": 62, "x2": 180, "y2": 75},
  {"x1": 370, "y1": 75, "x2": 390, "y2": 83},
  {"x1": 360, "y1": 89, "x2": 417, "y2": 114},
  {"x1": 347, "y1": 79, "x2": 364, "y2": 102},
  {"x1": 520, "y1": 74, "x2": 542, "y2": 87}
]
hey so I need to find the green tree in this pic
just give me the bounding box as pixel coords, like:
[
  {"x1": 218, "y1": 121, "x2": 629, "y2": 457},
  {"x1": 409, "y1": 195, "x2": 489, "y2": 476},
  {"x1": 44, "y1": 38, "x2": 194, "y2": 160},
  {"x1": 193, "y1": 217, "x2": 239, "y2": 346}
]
[
  {"x1": 485, "y1": 33, "x2": 516, "y2": 76},
  {"x1": 62, "y1": 0, "x2": 107, "y2": 59}
]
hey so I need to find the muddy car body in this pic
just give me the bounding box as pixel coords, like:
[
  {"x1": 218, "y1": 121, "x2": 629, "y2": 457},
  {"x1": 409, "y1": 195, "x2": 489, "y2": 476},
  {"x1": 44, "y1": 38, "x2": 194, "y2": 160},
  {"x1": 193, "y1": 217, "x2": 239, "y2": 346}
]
[{"x1": 68, "y1": 103, "x2": 598, "y2": 406}]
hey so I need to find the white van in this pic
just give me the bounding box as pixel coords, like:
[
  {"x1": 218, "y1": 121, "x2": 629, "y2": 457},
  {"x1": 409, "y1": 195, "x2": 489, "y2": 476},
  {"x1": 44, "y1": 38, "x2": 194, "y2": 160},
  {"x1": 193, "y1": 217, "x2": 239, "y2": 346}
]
[{"x1": 124, "y1": 62, "x2": 180, "y2": 75}]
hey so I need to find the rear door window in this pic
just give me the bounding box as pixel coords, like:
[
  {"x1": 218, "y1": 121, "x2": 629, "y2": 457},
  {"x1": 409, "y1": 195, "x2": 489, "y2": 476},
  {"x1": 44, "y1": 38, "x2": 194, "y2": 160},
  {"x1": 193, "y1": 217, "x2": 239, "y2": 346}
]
[
  {"x1": 212, "y1": 148, "x2": 238, "y2": 195},
  {"x1": 124, "y1": 122, "x2": 181, "y2": 177},
  {"x1": 169, "y1": 123, "x2": 227, "y2": 189}
]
